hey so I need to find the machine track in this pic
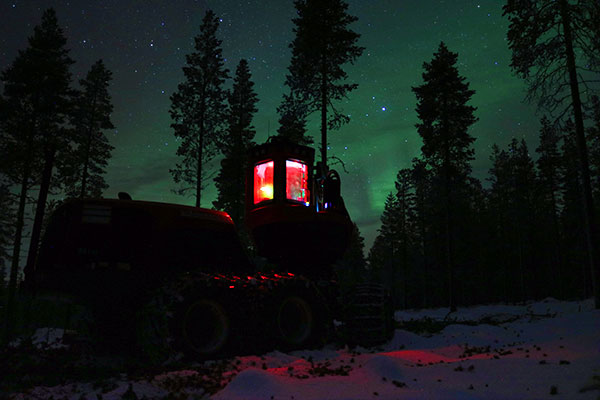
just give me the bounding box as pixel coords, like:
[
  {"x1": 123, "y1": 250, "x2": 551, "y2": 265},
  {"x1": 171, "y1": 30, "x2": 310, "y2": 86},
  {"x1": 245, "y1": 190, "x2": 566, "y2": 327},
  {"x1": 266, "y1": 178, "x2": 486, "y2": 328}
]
[{"x1": 136, "y1": 271, "x2": 332, "y2": 364}]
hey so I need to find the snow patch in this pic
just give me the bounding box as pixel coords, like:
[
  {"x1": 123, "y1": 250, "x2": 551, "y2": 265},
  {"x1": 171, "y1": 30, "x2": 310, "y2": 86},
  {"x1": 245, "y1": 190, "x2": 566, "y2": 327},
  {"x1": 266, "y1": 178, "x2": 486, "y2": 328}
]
[{"x1": 362, "y1": 354, "x2": 404, "y2": 380}]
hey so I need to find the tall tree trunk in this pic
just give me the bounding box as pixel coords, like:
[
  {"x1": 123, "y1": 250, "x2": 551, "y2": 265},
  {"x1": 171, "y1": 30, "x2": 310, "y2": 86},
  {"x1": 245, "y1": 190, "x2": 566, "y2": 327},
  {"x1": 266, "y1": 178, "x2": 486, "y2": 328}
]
[
  {"x1": 550, "y1": 183, "x2": 563, "y2": 298},
  {"x1": 320, "y1": 55, "x2": 328, "y2": 170},
  {"x1": 80, "y1": 130, "x2": 92, "y2": 199},
  {"x1": 559, "y1": 0, "x2": 600, "y2": 308},
  {"x1": 417, "y1": 190, "x2": 428, "y2": 308},
  {"x1": 196, "y1": 93, "x2": 206, "y2": 208},
  {"x1": 197, "y1": 127, "x2": 204, "y2": 208},
  {"x1": 517, "y1": 231, "x2": 525, "y2": 302},
  {"x1": 3, "y1": 171, "x2": 30, "y2": 344},
  {"x1": 23, "y1": 148, "x2": 55, "y2": 286},
  {"x1": 444, "y1": 177, "x2": 455, "y2": 311},
  {"x1": 81, "y1": 96, "x2": 97, "y2": 199},
  {"x1": 443, "y1": 131, "x2": 456, "y2": 311}
]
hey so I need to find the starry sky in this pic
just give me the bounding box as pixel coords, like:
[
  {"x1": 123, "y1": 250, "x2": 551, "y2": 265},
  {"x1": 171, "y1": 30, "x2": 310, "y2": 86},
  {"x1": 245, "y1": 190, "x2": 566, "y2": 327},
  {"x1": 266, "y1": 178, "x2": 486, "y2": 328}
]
[{"x1": 1, "y1": 0, "x2": 541, "y2": 250}]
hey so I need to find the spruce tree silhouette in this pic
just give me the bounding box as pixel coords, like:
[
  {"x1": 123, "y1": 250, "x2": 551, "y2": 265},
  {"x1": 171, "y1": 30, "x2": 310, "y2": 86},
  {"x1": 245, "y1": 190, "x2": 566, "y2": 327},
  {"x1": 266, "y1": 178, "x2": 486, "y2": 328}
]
[
  {"x1": 63, "y1": 59, "x2": 115, "y2": 199},
  {"x1": 276, "y1": 91, "x2": 312, "y2": 145},
  {"x1": 285, "y1": 0, "x2": 364, "y2": 170},
  {"x1": 170, "y1": 10, "x2": 229, "y2": 207},
  {"x1": 536, "y1": 117, "x2": 564, "y2": 297},
  {"x1": 412, "y1": 42, "x2": 477, "y2": 312},
  {"x1": 213, "y1": 59, "x2": 258, "y2": 241}
]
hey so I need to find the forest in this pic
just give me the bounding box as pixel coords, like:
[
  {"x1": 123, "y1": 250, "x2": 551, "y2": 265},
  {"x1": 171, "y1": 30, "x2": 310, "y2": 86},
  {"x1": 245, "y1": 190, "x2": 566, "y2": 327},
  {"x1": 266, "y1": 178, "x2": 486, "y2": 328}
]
[
  {"x1": 1, "y1": 0, "x2": 600, "y2": 347},
  {"x1": 0, "y1": 1, "x2": 599, "y2": 399}
]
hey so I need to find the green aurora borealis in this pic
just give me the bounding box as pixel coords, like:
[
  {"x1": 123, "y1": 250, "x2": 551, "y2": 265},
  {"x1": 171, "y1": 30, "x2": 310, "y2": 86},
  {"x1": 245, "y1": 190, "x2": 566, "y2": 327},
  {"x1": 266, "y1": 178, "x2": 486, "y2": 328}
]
[{"x1": 1, "y1": 0, "x2": 541, "y2": 248}]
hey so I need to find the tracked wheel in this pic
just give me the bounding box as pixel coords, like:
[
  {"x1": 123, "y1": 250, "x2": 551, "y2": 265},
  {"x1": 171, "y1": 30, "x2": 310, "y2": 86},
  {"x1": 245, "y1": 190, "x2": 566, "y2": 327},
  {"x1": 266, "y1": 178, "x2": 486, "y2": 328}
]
[
  {"x1": 181, "y1": 298, "x2": 231, "y2": 355},
  {"x1": 135, "y1": 273, "x2": 240, "y2": 364},
  {"x1": 277, "y1": 295, "x2": 314, "y2": 346},
  {"x1": 269, "y1": 280, "x2": 330, "y2": 350}
]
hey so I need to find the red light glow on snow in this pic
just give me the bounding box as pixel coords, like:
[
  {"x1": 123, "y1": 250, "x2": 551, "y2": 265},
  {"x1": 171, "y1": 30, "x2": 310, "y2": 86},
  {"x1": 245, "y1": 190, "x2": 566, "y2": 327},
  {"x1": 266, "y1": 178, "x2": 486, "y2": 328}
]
[
  {"x1": 286, "y1": 160, "x2": 309, "y2": 205},
  {"x1": 254, "y1": 160, "x2": 274, "y2": 204}
]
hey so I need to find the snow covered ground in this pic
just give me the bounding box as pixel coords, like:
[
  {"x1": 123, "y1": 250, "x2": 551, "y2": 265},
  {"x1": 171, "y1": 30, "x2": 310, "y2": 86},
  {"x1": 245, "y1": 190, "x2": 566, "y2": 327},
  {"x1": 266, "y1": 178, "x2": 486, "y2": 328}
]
[{"x1": 7, "y1": 298, "x2": 600, "y2": 400}]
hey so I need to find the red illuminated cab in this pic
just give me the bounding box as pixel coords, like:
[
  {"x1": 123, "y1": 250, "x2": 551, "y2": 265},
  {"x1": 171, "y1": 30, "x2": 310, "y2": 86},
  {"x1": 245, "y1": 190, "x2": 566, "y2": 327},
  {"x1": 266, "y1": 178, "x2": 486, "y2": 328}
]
[{"x1": 245, "y1": 137, "x2": 352, "y2": 278}]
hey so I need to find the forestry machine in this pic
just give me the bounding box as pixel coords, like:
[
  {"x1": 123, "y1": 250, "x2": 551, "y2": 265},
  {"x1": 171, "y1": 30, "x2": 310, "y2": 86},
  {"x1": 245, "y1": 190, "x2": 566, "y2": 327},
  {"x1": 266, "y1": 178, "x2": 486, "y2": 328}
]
[{"x1": 25, "y1": 137, "x2": 392, "y2": 362}]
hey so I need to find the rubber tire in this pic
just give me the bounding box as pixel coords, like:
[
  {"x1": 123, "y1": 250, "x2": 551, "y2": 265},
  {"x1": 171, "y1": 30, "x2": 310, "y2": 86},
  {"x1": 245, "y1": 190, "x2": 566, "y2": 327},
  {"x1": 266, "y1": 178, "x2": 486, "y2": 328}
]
[
  {"x1": 276, "y1": 295, "x2": 315, "y2": 346},
  {"x1": 179, "y1": 298, "x2": 231, "y2": 356},
  {"x1": 272, "y1": 287, "x2": 330, "y2": 350}
]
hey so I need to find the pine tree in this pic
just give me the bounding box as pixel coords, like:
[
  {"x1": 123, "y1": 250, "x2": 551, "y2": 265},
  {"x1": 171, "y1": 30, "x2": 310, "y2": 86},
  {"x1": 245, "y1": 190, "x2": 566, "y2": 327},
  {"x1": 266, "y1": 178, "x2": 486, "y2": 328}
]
[
  {"x1": 394, "y1": 168, "x2": 416, "y2": 308},
  {"x1": 0, "y1": 55, "x2": 41, "y2": 343},
  {"x1": 462, "y1": 177, "x2": 490, "y2": 304},
  {"x1": 510, "y1": 138, "x2": 538, "y2": 300},
  {"x1": 0, "y1": 8, "x2": 74, "y2": 343},
  {"x1": 285, "y1": 0, "x2": 364, "y2": 168},
  {"x1": 487, "y1": 144, "x2": 513, "y2": 301},
  {"x1": 63, "y1": 59, "x2": 115, "y2": 199},
  {"x1": 22, "y1": 8, "x2": 75, "y2": 289},
  {"x1": 504, "y1": 0, "x2": 600, "y2": 308},
  {"x1": 0, "y1": 180, "x2": 13, "y2": 287},
  {"x1": 561, "y1": 120, "x2": 590, "y2": 297},
  {"x1": 170, "y1": 10, "x2": 229, "y2": 207},
  {"x1": 276, "y1": 91, "x2": 312, "y2": 145},
  {"x1": 334, "y1": 222, "x2": 367, "y2": 293},
  {"x1": 213, "y1": 59, "x2": 258, "y2": 230},
  {"x1": 410, "y1": 158, "x2": 434, "y2": 307},
  {"x1": 488, "y1": 139, "x2": 538, "y2": 301},
  {"x1": 368, "y1": 192, "x2": 401, "y2": 280},
  {"x1": 412, "y1": 42, "x2": 478, "y2": 311},
  {"x1": 588, "y1": 96, "x2": 600, "y2": 205},
  {"x1": 536, "y1": 116, "x2": 564, "y2": 297}
]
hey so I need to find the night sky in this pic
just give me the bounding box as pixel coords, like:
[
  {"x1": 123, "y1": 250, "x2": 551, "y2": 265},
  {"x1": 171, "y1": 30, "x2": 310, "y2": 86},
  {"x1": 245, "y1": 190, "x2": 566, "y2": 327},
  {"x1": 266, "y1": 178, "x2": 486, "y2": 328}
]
[{"x1": 1, "y1": 0, "x2": 541, "y2": 249}]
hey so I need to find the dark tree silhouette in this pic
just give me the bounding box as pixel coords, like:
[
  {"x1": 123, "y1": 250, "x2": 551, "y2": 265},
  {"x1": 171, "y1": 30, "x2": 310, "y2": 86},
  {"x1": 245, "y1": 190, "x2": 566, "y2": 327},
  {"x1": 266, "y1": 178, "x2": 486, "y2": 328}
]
[
  {"x1": 0, "y1": 55, "x2": 41, "y2": 343},
  {"x1": 588, "y1": 96, "x2": 600, "y2": 205},
  {"x1": 213, "y1": 59, "x2": 258, "y2": 231},
  {"x1": 412, "y1": 42, "x2": 478, "y2": 311},
  {"x1": 170, "y1": 10, "x2": 229, "y2": 207},
  {"x1": 487, "y1": 144, "x2": 513, "y2": 301},
  {"x1": 276, "y1": 91, "x2": 312, "y2": 145},
  {"x1": 410, "y1": 158, "x2": 433, "y2": 307},
  {"x1": 392, "y1": 168, "x2": 417, "y2": 309},
  {"x1": 504, "y1": 0, "x2": 600, "y2": 308},
  {"x1": 0, "y1": 180, "x2": 13, "y2": 286},
  {"x1": 509, "y1": 139, "x2": 538, "y2": 300},
  {"x1": 561, "y1": 120, "x2": 591, "y2": 297},
  {"x1": 334, "y1": 222, "x2": 367, "y2": 293},
  {"x1": 285, "y1": 0, "x2": 364, "y2": 169},
  {"x1": 0, "y1": 8, "x2": 74, "y2": 343},
  {"x1": 63, "y1": 59, "x2": 115, "y2": 199},
  {"x1": 369, "y1": 192, "x2": 401, "y2": 281},
  {"x1": 22, "y1": 9, "x2": 75, "y2": 290},
  {"x1": 536, "y1": 116, "x2": 565, "y2": 296},
  {"x1": 488, "y1": 139, "x2": 538, "y2": 302}
]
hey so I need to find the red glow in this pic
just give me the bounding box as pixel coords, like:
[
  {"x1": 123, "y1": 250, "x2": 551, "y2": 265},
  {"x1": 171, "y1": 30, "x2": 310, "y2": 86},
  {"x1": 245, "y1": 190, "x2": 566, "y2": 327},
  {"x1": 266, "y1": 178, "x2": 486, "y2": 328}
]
[
  {"x1": 286, "y1": 160, "x2": 309, "y2": 204},
  {"x1": 288, "y1": 272, "x2": 295, "y2": 276},
  {"x1": 229, "y1": 285, "x2": 234, "y2": 289},
  {"x1": 254, "y1": 161, "x2": 274, "y2": 204}
]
